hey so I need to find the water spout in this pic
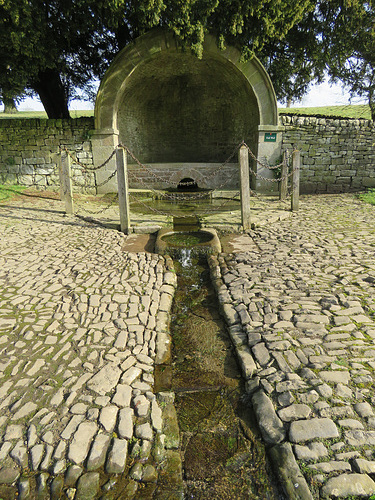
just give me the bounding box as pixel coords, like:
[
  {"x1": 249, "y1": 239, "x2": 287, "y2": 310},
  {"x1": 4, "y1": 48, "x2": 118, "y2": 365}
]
[{"x1": 179, "y1": 248, "x2": 192, "y2": 268}]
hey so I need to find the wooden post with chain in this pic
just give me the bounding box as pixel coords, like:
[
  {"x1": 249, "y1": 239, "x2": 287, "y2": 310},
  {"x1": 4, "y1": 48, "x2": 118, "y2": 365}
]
[
  {"x1": 239, "y1": 144, "x2": 251, "y2": 231},
  {"x1": 59, "y1": 148, "x2": 74, "y2": 214},
  {"x1": 279, "y1": 151, "x2": 288, "y2": 201},
  {"x1": 291, "y1": 150, "x2": 300, "y2": 211},
  {"x1": 116, "y1": 147, "x2": 131, "y2": 233}
]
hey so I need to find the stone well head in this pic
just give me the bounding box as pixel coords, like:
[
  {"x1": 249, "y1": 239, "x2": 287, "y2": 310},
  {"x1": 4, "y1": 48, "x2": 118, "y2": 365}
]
[{"x1": 92, "y1": 29, "x2": 282, "y2": 193}]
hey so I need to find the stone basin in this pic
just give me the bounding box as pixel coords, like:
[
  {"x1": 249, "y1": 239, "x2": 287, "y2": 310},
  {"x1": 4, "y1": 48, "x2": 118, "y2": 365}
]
[{"x1": 155, "y1": 228, "x2": 221, "y2": 255}]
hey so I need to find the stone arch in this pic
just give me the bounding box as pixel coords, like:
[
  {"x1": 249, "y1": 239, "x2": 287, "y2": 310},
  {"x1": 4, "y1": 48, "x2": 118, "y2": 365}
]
[
  {"x1": 92, "y1": 29, "x2": 281, "y2": 192},
  {"x1": 95, "y1": 29, "x2": 277, "y2": 132}
]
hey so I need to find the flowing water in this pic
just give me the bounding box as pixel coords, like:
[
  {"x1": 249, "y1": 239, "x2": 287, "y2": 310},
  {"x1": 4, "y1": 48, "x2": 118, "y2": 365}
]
[{"x1": 166, "y1": 245, "x2": 281, "y2": 499}]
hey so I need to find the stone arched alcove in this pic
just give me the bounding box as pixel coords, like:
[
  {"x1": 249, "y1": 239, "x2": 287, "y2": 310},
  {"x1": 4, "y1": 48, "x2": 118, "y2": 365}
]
[{"x1": 92, "y1": 29, "x2": 282, "y2": 192}]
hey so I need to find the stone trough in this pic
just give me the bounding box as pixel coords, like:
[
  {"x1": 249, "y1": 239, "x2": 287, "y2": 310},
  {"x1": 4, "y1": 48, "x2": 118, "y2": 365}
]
[{"x1": 154, "y1": 227, "x2": 221, "y2": 255}]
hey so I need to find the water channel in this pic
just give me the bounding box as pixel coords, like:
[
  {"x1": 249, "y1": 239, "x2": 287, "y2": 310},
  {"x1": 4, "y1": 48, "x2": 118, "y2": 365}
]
[{"x1": 160, "y1": 240, "x2": 281, "y2": 499}]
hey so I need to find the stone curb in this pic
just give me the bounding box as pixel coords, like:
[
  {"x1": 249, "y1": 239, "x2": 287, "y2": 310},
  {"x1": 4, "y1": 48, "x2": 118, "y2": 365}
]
[
  {"x1": 207, "y1": 254, "x2": 314, "y2": 500},
  {"x1": 269, "y1": 443, "x2": 313, "y2": 500}
]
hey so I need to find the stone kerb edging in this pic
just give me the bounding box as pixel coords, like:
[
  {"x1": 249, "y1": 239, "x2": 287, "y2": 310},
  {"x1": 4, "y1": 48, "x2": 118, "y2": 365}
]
[
  {"x1": 208, "y1": 254, "x2": 314, "y2": 500},
  {"x1": 153, "y1": 254, "x2": 185, "y2": 498}
]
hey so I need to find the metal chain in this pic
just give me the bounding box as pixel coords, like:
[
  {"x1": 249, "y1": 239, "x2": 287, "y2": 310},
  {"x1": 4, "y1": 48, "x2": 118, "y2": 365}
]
[
  {"x1": 60, "y1": 142, "x2": 298, "y2": 219},
  {"x1": 129, "y1": 194, "x2": 175, "y2": 218},
  {"x1": 75, "y1": 193, "x2": 119, "y2": 216},
  {"x1": 59, "y1": 145, "x2": 117, "y2": 171},
  {"x1": 202, "y1": 193, "x2": 241, "y2": 214},
  {"x1": 248, "y1": 167, "x2": 296, "y2": 183},
  {"x1": 241, "y1": 141, "x2": 285, "y2": 170},
  {"x1": 128, "y1": 166, "x2": 238, "y2": 199},
  {"x1": 128, "y1": 175, "x2": 215, "y2": 201},
  {"x1": 66, "y1": 170, "x2": 95, "y2": 190},
  {"x1": 129, "y1": 192, "x2": 241, "y2": 219},
  {"x1": 95, "y1": 170, "x2": 117, "y2": 188},
  {"x1": 65, "y1": 167, "x2": 116, "y2": 190},
  {"x1": 241, "y1": 141, "x2": 295, "y2": 171},
  {"x1": 198, "y1": 144, "x2": 242, "y2": 183},
  {"x1": 119, "y1": 144, "x2": 177, "y2": 185},
  {"x1": 161, "y1": 191, "x2": 213, "y2": 201},
  {"x1": 119, "y1": 142, "x2": 241, "y2": 186},
  {"x1": 61, "y1": 142, "x2": 295, "y2": 183}
]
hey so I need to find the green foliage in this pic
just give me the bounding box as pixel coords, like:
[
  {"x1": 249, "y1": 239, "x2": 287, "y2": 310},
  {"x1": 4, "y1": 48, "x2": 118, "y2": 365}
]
[
  {"x1": 259, "y1": 6, "x2": 326, "y2": 104},
  {"x1": 358, "y1": 188, "x2": 375, "y2": 206},
  {"x1": 163, "y1": 0, "x2": 316, "y2": 59},
  {"x1": 1, "y1": 0, "x2": 374, "y2": 119},
  {"x1": 263, "y1": 0, "x2": 375, "y2": 117},
  {"x1": 258, "y1": 0, "x2": 375, "y2": 115},
  {"x1": 0, "y1": 0, "x2": 123, "y2": 115},
  {"x1": 322, "y1": 0, "x2": 375, "y2": 119},
  {"x1": 1, "y1": 0, "x2": 316, "y2": 117}
]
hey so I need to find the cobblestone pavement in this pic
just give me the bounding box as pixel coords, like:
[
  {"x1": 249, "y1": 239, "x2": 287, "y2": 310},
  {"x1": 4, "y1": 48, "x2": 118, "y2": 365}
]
[
  {"x1": 1, "y1": 191, "x2": 375, "y2": 499},
  {"x1": 0, "y1": 195, "x2": 178, "y2": 499},
  {"x1": 211, "y1": 193, "x2": 375, "y2": 499}
]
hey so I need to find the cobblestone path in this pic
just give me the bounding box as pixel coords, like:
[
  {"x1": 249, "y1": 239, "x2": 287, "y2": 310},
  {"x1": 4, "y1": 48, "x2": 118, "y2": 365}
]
[
  {"x1": 1, "y1": 192, "x2": 375, "y2": 499},
  {"x1": 211, "y1": 193, "x2": 375, "y2": 499},
  {"x1": 0, "y1": 196, "x2": 178, "y2": 499}
]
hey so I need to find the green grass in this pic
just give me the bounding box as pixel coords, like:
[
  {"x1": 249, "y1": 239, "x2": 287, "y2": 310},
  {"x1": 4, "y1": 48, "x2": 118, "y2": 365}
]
[
  {"x1": 0, "y1": 184, "x2": 28, "y2": 202},
  {"x1": 280, "y1": 104, "x2": 371, "y2": 120},
  {"x1": 0, "y1": 105, "x2": 371, "y2": 120},
  {"x1": 358, "y1": 188, "x2": 375, "y2": 205},
  {"x1": 0, "y1": 109, "x2": 94, "y2": 120}
]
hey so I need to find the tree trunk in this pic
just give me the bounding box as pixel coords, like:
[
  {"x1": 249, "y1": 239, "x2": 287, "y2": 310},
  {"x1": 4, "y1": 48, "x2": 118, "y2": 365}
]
[
  {"x1": 3, "y1": 98, "x2": 18, "y2": 113},
  {"x1": 286, "y1": 97, "x2": 292, "y2": 108},
  {"x1": 32, "y1": 69, "x2": 70, "y2": 119},
  {"x1": 369, "y1": 92, "x2": 375, "y2": 121}
]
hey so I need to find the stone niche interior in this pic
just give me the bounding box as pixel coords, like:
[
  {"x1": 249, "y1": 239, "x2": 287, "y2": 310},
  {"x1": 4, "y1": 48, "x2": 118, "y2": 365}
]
[{"x1": 117, "y1": 51, "x2": 259, "y2": 166}]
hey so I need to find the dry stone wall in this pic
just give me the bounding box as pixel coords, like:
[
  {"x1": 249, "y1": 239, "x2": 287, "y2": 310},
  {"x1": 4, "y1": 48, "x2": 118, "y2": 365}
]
[
  {"x1": 280, "y1": 114, "x2": 375, "y2": 193},
  {"x1": 0, "y1": 117, "x2": 95, "y2": 191},
  {"x1": 0, "y1": 114, "x2": 374, "y2": 194}
]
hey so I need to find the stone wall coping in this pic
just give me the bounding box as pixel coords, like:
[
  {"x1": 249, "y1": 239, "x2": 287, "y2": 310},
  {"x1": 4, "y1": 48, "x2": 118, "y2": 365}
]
[
  {"x1": 258, "y1": 124, "x2": 285, "y2": 132},
  {"x1": 280, "y1": 114, "x2": 375, "y2": 128},
  {"x1": 91, "y1": 128, "x2": 119, "y2": 138},
  {"x1": 0, "y1": 117, "x2": 94, "y2": 128}
]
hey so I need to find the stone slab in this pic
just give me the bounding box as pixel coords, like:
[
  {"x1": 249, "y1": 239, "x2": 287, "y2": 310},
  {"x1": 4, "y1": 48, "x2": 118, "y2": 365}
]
[{"x1": 289, "y1": 418, "x2": 339, "y2": 443}]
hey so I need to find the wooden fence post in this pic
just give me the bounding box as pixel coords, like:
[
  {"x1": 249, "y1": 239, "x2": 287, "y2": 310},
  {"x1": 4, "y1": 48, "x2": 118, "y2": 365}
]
[
  {"x1": 59, "y1": 149, "x2": 74, "y2": 214},
  {"x1": 291, "y1": 150, "x2": 300, "y2": 211},
  {"x1": 239, "y1": 144, "x2": 251, "y2": 231},
  {"x1": 116, "y1": 147, "x2": 130, "y2": 234},
  {"x1": 279, "y1": 151, "x2": 288, "y2": 201}
]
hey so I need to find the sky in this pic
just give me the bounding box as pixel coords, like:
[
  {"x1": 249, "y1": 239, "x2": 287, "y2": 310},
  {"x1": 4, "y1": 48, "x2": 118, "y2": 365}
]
[
  {"x1": 1, "y1": 77, "x2": 368, "y2": 112},
  {"x1": 293, "y1": 79, "x2": 367, "y2": 108}
]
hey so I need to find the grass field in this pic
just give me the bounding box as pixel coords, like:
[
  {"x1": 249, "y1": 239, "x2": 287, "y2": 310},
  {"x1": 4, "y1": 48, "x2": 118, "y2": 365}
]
[
  {"x1": 0, "y1": 104, "x2": 372, "y2": 120},
  {"x1": 280, "y1": 104, "x2": 371, "y2": 120},
  {"x1": 0, "y1": 109, "x2": 94, "y2": 120},
  {"x1": 0, "y1": 185, "x2": 28, "y2": 201},
  {"x1": 358, "y1": 189, "x2": 375, "y2": 205}
]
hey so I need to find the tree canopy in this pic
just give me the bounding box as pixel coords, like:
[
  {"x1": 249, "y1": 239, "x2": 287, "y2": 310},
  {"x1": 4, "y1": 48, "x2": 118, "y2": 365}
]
[
  {"x1": 260, "y1": 0, "x2": 375, "y2": 119},
  {"x1": 0, "y1": 0, "x2": 374, "y2": 118},
  {"x1": 323, "y1": 0, "x2": 375, "y2": 119}
]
